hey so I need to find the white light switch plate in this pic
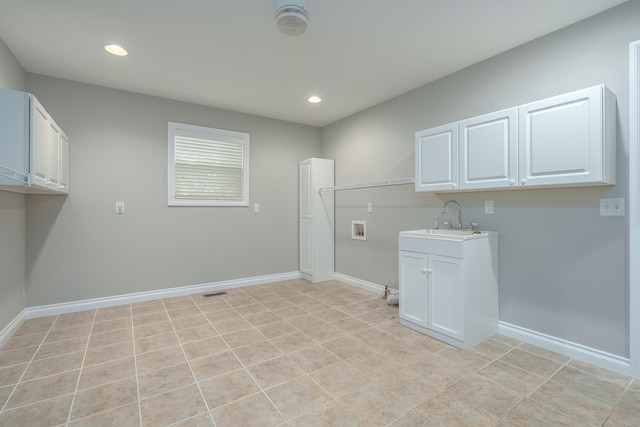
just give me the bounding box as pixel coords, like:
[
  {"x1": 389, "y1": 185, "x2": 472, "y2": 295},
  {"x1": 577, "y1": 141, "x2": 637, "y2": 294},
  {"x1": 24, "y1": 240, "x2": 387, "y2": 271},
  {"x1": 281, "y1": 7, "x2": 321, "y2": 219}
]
[
  {"x1": 115, "y1": 201, "x2": 124, "y2": 214},
  {"x1": 367, "y1": 203, "x2": 372, "y2": 213},
  {"x1": 600, "y1": 198, "x2": 624, "y2": 216},
  {"x1": 253, "y1": 203, "x2": 260, "y2": 213}
]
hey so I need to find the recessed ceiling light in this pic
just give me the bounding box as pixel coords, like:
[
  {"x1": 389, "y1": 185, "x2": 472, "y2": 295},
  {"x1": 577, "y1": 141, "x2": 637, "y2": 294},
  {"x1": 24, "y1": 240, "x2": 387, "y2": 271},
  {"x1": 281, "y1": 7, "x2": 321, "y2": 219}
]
[
  {"x1": 308, "y1": 96, "x2": 322, "y2": 103},
  {"x1": 104, "y1": 44, "x2": 128, "y2": 56}
]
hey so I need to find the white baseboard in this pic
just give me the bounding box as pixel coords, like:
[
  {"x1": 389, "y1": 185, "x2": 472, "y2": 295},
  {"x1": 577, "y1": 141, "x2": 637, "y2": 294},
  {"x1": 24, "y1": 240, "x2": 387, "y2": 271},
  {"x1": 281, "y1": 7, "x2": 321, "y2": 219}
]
[
  {"x1": 0, "y1": 310, "x2": 26, "y2": 348},
  {"x1": 24, "y1": 271, "x2": 301, "y2": 320},
  {"x1": 7, "y1": 271, "x2": 629, "y2": 378},
  {"x1": 499, "y1": 321, "x2": 630, "y2": 376},
  {"x1": 333, "y1": 273, "x2": 387, "y2": 296}
]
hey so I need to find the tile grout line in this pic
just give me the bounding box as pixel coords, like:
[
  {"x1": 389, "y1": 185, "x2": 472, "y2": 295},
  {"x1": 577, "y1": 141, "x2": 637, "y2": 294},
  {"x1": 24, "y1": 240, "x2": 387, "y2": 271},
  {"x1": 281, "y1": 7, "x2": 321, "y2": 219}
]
[
  {"x1": 0, "y1": 315, "x2": 59, "y2": 414},
  {"x1": 163, "y1": 294, "x2": 220, "y2": 426},
  {"x1": 129, "y1": 304, "x2": 143, "y2": 427},
  {"x1": 3, "y1": 280, "x2": 633, "y2": 427},
  {"x1": 199, "y1": 290, "x2": 290, "y2": 424},
  {"x1": 65, "y1": 309, "x2": 98, "y2": 427}
]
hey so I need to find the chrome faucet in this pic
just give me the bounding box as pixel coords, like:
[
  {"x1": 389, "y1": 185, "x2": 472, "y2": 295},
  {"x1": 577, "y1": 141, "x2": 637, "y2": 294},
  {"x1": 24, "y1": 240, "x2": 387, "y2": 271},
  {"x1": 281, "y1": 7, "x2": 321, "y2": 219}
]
[{"x1": 442, "y1": 200, "x2": 462, "y2": 229}]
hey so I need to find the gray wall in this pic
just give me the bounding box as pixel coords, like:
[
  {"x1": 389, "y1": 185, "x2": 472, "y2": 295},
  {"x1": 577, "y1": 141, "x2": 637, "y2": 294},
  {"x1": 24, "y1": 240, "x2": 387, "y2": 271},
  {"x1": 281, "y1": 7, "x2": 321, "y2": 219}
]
[
  {"x1": 23, "y1": 75, "x2": 321, "y2": 306},
  {"x1": 0, "y1": 37, "x2": 26, "y2": 333},
  {"x1": 321, "y1": 1, "x2": 640, "y2": 357}
]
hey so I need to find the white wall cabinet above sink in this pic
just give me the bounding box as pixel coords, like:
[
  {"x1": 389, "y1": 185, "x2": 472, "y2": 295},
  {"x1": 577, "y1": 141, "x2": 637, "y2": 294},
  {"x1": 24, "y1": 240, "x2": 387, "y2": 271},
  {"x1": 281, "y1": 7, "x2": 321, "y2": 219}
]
[
  {"x1": 518, "y1": 85, "x2": 616, "y2": 188},
  {"x1": 416, "y1": 84, "x2": 616, "y2": 193},
  {"x1": 415, "y1": 123, "x2": 458, "y2": 191},
  {"x1": 0, "y1": 89, "x2": 69, "y2": 194},
  {"x1": 459, "y1": 108, "x2": 518, "y2": 190}
]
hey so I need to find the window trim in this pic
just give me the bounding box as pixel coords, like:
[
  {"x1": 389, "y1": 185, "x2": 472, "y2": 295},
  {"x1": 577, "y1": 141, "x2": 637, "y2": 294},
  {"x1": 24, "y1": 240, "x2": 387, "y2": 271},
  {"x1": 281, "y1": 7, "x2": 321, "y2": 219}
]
[{"x1": 168, "y1": 122, "x2": 249, "y2": 207}]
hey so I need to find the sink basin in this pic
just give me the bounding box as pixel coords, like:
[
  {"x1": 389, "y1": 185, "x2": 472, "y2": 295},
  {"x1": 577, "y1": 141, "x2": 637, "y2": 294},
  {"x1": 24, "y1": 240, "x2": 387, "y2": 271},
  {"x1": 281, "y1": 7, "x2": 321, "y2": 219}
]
[{"x1": 399, "y1": 228, "x2": 486, "y2": 240}]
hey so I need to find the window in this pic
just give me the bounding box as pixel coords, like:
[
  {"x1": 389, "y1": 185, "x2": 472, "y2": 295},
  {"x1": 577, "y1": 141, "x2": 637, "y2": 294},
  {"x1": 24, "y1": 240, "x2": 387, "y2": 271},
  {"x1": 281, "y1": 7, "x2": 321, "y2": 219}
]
[{"x1": 168, "y1": 122, "x2": 249, "y2": 206}]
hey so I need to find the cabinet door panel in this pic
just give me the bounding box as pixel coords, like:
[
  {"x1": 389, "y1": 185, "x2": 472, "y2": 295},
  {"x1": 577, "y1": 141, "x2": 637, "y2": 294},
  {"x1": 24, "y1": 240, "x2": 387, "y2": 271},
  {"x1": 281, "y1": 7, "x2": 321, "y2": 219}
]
[
  {"x1": 59, "y1": 131, "x2": 69, "y2": 192},
  {"x1": 415, "y1": 123, "x2": 458, "y2": 192},
  {"x1": 519, "y1": 86, "x2": 603, "y2": 186},
  {"x1": 32, "y1": 99, "x2": 50, "y2": 188},
  {"x1": 399, "y1": 251, "x2": 428, "y2": 327},
  {"x1": 428, "y1": 255, "x2": 463, "y2": 340},
  {"x1": 299, "y1": 162, "x2": 312, "y2": 216},
  {"x1": 460, "y1": 108, "x2": 517, "y2": 189},
  {"x1": 299, "y1": 217, "x2": 312, "y2": 274},
  {"x1": 48, "y1": 120, "x2": 61, "y2": 189}
]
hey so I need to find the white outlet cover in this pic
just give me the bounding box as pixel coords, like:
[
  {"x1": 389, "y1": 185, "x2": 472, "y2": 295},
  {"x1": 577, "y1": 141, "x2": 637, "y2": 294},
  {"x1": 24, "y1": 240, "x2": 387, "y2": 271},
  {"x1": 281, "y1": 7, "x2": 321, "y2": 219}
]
[{"x1": 484, "y1": 200, "x2": 494, "y2": 214}]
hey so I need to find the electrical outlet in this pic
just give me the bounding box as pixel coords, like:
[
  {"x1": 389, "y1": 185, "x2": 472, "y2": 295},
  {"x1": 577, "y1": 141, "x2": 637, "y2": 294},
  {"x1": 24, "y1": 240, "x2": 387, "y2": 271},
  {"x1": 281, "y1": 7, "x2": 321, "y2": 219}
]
[
  {"x1": 484, "y1": 200, "x2": 494, "y2": 214},
  {"x1": 367, "y1": 203, "x2": 373, "y2": 213},
  {"x1": 600, "y1": 198, "x2": 625, "y2": 216}
]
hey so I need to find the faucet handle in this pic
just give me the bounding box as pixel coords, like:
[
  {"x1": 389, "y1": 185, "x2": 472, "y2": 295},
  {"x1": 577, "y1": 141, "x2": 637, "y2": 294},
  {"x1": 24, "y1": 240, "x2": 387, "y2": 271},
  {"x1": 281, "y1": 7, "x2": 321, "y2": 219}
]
[{"x1": 443, "y1": 221, "x2": 451, "y2": 229}]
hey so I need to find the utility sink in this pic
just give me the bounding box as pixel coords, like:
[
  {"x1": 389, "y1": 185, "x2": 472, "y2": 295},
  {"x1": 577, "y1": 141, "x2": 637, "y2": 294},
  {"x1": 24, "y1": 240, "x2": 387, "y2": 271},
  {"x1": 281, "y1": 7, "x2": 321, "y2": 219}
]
[{"x1": 399, "y1": 228, "x2": 487, "y2": 241}]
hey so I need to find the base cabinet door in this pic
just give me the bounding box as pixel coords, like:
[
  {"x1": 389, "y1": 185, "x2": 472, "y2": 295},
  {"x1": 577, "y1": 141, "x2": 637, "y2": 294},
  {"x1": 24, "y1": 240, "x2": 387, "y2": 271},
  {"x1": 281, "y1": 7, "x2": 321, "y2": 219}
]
[
  {"x1": 399, "y1": 251, "x2": 428, "y2": 328},
  {"x1": 428, "y1": 255, "x2": 464, "y2": 340}
]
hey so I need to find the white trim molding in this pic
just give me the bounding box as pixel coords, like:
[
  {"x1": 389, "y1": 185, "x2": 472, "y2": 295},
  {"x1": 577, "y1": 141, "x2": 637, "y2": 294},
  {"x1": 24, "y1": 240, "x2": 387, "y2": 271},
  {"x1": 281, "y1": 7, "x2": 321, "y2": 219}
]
[
  {"x1": 630, "y1": 39, "x2": 640, "y2": 379},
  {"x1": 0, "y1": 310, "x2": 26, "y2": 349},
  {"x1": 333, "y1": 273, "x2": 387, "y2": 295},
  {"x1": 500, "y1": 321, "x2": 630, "y2": 376},
  {"x1": 24, "y1": 271, "x2": 300, "y2": 320}
]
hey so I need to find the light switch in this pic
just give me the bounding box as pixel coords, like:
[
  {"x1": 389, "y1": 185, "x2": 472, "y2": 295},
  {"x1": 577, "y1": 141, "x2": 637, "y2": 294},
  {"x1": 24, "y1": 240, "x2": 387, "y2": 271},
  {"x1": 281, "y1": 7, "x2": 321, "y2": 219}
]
[
  {"x1": 484, "y1": 200, "x2": 494, "y2": 214},
  {"x1": 600, "y1": 198, "x2": 625, "y2": 216},
  {"x1": 253, "y1": 203, "x2": 260, "y2": 213},
  {"x1": 115, "y1": 201, "x2": 124, "y2": 214}
]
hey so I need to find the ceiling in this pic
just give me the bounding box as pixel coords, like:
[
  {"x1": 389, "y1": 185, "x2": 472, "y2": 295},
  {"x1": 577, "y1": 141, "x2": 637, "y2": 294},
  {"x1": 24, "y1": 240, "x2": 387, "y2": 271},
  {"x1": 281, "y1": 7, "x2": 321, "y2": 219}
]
[{"x1": 0, "y1": 0, "x2": 628, "y2": 127}]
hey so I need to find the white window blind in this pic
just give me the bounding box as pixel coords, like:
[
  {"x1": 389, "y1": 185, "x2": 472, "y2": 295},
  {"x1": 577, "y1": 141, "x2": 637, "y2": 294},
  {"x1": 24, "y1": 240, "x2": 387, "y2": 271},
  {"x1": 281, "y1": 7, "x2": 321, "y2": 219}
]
[{"x1": 168, "y1": 122, "x2": 249, "y2": 206}]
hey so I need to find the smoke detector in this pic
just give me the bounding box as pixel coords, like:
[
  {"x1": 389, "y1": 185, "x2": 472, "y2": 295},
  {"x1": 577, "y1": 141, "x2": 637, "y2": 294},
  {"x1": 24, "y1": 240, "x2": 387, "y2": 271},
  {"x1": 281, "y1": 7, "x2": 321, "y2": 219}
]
[{"x1": 276, "y1": 0, "x2": 308, "y2": 36}]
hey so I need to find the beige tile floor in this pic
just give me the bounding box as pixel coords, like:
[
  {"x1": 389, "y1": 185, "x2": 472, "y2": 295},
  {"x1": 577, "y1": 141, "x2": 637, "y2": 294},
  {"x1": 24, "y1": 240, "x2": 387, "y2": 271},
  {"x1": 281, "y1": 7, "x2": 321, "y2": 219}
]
[{"x1": 0, "y1": 279, "x2": 638, "y2": 426}]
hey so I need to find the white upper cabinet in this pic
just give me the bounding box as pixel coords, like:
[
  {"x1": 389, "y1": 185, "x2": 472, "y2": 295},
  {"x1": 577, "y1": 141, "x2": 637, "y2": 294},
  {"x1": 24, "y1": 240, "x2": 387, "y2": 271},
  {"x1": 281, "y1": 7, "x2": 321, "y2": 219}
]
[
  {"x1": 0, "y1": 89, "x2": 70, "y2": 194},
  {"x1": 415, "y1": 123, "x2": 458, "y2": 192},
  {"x1": 518, "y1": 85, "x2": 616, "y2": 187},
  {"x1": 415, "y1": 84, "x2": 616, "y2": 192},
  {"x1": 31, "y1": 97, "x2": 50, "y2": 189},
  {"x1": 459, "y1": 108, "x2": 518, "y2": 190},
  {"x1": 58, "y1": 130, "x2": 69, "y2": 193}
]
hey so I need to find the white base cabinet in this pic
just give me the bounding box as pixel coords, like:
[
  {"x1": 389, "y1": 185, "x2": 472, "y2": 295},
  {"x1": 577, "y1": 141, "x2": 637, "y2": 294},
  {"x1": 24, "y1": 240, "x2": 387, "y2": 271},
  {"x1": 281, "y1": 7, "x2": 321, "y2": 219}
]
[
  {"x1": 299, "y1": 158, "x2": 334, "y2": 283},
  {"x1": 0, "y1": 89, "x2": 69, "y2": 194},
  {"x1": 399, "y1": 231, "x2": 499, "y2": 349}
]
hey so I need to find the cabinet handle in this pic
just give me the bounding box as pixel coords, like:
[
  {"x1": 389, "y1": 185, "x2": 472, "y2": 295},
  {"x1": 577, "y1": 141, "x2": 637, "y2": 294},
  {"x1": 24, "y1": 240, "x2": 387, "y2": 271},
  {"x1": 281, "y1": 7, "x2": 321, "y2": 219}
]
[
  {"x1": 520, "y1": 179, "x2": 527, "y2": 185},
  {"x1": 422, "y1": 268, "x2": 428, "y2": 274},
  {"x1": 452, "y1": 183, "x2": 457, "y2": 188},
  {"x1": 509, "y1": 179, "x2": 515, "y2": 186},
  {"x1": 422, "y1": 268, "x2": 432, "y2": 275}
]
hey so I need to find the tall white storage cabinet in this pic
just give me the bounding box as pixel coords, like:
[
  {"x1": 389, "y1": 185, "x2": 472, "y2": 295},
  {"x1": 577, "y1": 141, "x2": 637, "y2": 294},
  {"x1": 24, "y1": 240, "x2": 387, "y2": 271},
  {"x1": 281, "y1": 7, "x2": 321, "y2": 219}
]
[{"x1": 299, "y1": 158, "x2": 334, "y2": 283}]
